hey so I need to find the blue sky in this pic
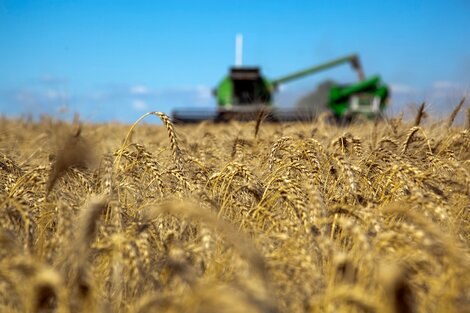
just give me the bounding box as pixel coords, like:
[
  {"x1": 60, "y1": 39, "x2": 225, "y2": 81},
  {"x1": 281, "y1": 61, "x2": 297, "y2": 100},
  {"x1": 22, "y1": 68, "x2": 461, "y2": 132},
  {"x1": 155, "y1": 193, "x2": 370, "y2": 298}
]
[{"x1": 1, "y1": 0, "x2": 469, "y2": 122}]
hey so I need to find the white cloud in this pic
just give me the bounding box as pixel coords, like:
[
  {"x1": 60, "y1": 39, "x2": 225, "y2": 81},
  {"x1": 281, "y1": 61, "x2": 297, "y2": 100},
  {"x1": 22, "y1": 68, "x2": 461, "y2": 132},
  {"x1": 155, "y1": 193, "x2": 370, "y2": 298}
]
[
  {"x1": 390, "y1": 83, "x2": 416, "y2": 94},
  {"x1": 132, "y1": 99, "x2": 148, "y2": 110},
  {"x1": 433, "y1": 81, "x2": 462, "y2": 89},
  {"x1": 130, "y1": 85, "x2": 151, "y2": 95},
  {"x1": 88, "y1": 91, "x2": 109, "y2": 101},
  {"x1": 39, "y1": 75, "x2": 67, "y2": 84},
  {"x1": 277, "y1": 84, "x2": 288, "y2": 92},
  {"x1": 195, "y1": 85, "x2": 212, "y2": 102},
  {"x1": 2, "y1": 83, "x2": 215, "y2": 121},
  {"x1": 429, "y1": 81, "x2": 468, "y2": 101},
  {"x1": 13, "y1": 89, "x2": 38, "y2": 104},
  {"x1": 44, "y1": 89, "x2": 69, "y2": 102},
  {"x1": 9, "y1": 88, "x2": 69, "y2": 106}
]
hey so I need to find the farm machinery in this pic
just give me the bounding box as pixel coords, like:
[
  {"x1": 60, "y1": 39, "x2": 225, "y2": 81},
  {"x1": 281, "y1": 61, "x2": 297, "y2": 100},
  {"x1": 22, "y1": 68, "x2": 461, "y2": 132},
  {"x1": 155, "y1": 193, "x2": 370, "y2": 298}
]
[{"x1": 172, "y1": 38, "x2": 389, "y2": 123}]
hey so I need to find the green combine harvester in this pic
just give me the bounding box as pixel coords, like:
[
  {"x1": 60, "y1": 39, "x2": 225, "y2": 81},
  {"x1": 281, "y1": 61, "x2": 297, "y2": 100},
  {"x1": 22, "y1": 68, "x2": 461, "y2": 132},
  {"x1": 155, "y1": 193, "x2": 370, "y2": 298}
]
[{"x1": 172, "y1": 37, "x2": 389, "y2": 123}]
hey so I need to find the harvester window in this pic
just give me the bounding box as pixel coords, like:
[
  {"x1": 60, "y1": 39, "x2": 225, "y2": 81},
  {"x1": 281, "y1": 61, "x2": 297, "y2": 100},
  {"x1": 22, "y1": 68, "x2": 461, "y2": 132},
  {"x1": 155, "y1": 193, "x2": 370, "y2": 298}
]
[{"x1": 230, "y1": 67, "x2": 268, "y2": 105}]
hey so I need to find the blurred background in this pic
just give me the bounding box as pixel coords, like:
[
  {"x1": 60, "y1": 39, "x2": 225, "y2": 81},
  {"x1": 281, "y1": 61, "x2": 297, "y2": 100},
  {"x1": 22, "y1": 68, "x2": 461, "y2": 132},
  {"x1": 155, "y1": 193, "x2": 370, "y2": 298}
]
[{"x1": 0, "y1": 0, "x2": 469, "y2": 123}]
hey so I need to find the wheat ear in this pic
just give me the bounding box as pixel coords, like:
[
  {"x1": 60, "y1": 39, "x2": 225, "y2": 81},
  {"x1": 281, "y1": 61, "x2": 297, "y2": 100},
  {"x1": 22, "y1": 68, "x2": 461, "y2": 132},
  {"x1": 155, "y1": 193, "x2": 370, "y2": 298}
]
[
  {"x1": 115, "y1": 111, "x2": 183, "y2": 171},
  {"x1": 447, "y1": 97, "x2": 465, "y2": 128}
]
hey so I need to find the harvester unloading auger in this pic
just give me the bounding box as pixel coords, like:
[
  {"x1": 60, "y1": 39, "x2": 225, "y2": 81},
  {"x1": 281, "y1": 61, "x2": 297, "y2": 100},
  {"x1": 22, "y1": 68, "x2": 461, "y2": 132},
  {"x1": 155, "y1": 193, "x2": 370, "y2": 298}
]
[{"x1": 172, "y1": 37, "x2": 389, "y2": 123}]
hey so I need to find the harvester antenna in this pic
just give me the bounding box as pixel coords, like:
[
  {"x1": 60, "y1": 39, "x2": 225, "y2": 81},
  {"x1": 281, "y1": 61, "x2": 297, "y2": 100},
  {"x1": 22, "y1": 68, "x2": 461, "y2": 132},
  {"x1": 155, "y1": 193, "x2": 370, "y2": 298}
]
[{"x1": 235, "y1": 33, "x2": 243, "y2": 67}]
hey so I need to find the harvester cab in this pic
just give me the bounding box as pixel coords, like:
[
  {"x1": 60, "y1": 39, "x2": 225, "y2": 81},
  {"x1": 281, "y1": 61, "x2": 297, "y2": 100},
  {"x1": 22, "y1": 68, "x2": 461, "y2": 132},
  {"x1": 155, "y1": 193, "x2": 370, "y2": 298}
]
[
  {"x1": 211, "y1": 66, "x2": 274, "y2": 121},
  {"x1": 228, "y1": 67, "x2": 271, "y2": 105}
]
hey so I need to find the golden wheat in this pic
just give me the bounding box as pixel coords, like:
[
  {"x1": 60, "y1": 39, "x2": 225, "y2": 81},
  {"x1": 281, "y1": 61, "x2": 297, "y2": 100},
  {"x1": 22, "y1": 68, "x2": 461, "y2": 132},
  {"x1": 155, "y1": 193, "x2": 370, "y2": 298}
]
[{"x1": 0, "y1": 113, "x2": 469, "y2": 313}]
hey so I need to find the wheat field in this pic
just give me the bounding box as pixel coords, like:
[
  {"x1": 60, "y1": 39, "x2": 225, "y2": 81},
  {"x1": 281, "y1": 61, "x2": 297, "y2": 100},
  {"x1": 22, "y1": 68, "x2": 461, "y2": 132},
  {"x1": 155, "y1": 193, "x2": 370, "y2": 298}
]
[{"x1": 0, "y1": 110, "x2": 469, "y2": 313}]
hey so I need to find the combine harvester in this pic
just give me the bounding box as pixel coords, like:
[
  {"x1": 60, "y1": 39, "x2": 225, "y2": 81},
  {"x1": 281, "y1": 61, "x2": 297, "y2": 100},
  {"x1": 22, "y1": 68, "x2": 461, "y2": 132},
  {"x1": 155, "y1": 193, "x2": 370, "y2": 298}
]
[{"x1": 172, "y1": 35, "x2": 389, "y2": 123}]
